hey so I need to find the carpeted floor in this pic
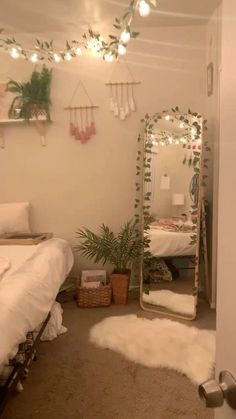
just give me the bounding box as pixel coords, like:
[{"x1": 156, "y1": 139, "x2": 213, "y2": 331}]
[{"x1": 2, "y1": 292, "x2": 215, "y2": 419}]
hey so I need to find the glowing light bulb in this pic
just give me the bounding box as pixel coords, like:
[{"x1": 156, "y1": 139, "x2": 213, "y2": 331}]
[
  {"x1": 104, "y1": 53, "x2": 114, "y2": 62},
  {"x1": 120, "y1": 30, "x2": 131, "y2": 44},
  {"x1": 75, "y1": 47, "x2": 82, "y2": 56},
  {"x1": 152, "y1": 140, "x2": 158, "y2": 146},
  {"x1": 30, "y1": 53, "x2": 38, "y2": 63},
  {"x1": 65, "y1": 52, "x2": 72, "y2": 61},
  {"x1": 118, "y1": 44, "x2": 127, "y2": 55},
  {"x1": 160, "y1": 141, "x2": 165, "y2": 146},
  {"x1": 53, "y1": 53, "x2": 61, "y2": 63},
  {"x1": 175, "y1": 139, "x2": 180, "y2": 145},
  {"x1": 139, "y1": 0, "x2": 151, "y2": 17},
  {"x1": 179, "y1": 122, "x2": 184, "y2": 129},
  {"x1": 165, "y1": 115, "x2": 170, "y2": 121},
  {"x1": 87, "y1": 38, "x2": 103, "y2": 56},
  {"x1": 10, "y1": 48, "x2": 20, "y2": 59},
  {"x1": 169, "y1": 137, "x2": 173, "y2": 144}
]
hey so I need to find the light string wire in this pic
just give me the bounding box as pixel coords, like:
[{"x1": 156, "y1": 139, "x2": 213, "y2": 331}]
[{"x1": 0, "y1": 1, "x2": 157, "y2": 63}]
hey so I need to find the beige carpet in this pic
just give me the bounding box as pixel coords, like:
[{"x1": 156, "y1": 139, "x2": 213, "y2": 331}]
[{"x1": 3, "y1": 292, "x2": 215, "y2": 419}]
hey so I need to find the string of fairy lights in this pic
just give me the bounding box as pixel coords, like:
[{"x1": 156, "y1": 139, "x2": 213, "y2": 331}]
[
  {"x1": 145, "y1": 112, "x2": 203, "y2": 148},
  {"x1": 0, "y1": 0, "x2": 156, "y2": 64}
]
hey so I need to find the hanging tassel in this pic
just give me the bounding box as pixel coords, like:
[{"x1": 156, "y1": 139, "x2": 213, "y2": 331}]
[
  {"x1": 90, "y1": 108, "x2": 96, "y2": 135},
  {"x1": 130, "y1": 84, "x2": 136, "y2": 112}
]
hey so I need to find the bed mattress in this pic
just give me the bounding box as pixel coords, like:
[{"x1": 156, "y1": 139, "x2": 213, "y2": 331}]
[
  {"x1": 0, "y1": 238, "x2": 74, "y2": 370},
  {"x1": 149, "y1": 227, "x2": 195, "y2": 257}
]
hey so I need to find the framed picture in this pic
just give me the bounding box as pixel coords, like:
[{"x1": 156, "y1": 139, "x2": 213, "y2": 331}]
[
  {"x1": 207, "y1": 62, "x2": 214, "y2": 97},
  {"x1": 81, "y1": 270, "x2": 107, "y2": 288}
]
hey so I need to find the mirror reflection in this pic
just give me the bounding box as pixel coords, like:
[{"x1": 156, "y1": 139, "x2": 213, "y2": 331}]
[{"x1": 140, "y1": 110, "x2": 203, "y2": 319}]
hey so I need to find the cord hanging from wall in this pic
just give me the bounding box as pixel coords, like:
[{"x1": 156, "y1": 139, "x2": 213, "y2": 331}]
[
  {"x1": 105, "y1": 62, "x2": 141, "y2": 121},
  {"x1": 64, "y1": 80, "x2": 98, "y2": 144}
]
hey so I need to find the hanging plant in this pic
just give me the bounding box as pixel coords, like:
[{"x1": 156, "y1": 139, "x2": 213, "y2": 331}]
[{"x1": 6, "y1": 66, "x2": 52, "y2": 120}]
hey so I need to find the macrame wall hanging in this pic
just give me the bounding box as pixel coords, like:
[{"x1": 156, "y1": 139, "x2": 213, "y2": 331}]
[
  {"x1": 105, "y1": 63, "x2": 141, "y2": 121},
  {"x1": 64, "y1": 80, "x2": 98, "y2": 144}
]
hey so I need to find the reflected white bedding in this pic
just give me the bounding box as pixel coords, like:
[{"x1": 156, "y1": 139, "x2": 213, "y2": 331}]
[
  {"x1": 149, "y1": 227, "x2": 195, "y2": 257},
  {"x1": 0, "y1": 238, "x2": 74, "y2": 370}
]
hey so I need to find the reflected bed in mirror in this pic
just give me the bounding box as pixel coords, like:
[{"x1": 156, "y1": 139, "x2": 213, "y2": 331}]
[{"x1": 138, "y1": 108, "x2": 206, "y2": 320}]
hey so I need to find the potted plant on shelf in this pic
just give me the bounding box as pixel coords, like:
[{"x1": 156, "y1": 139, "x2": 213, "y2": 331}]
[
  {"x1": 75, "y1": 221, "x2": 144, "y2": 305},
  {"x1": 6, "y1": 66, "x2": 52, "y2": 121}
]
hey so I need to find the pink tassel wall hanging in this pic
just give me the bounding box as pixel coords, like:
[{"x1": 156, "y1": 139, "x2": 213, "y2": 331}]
[{"x1": 65, "y1": 80, "x2": 99, "y2": 144}]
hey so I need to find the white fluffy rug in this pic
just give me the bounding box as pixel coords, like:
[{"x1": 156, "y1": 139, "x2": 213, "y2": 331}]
[
  {"x1": 143, "y1": 290, "x2": 195, "y2": 316},
  {"x1": 89, "y1": 315, "x2": 215, "y2": 385}
]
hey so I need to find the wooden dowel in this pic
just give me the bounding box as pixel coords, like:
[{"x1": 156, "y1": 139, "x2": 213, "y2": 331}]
[
  {"x1": 64, "y1": 105, "x2": 99, "y2": 110},
  {"x1": 105, "y1": 81, "x2": 141, "y2": 86}
]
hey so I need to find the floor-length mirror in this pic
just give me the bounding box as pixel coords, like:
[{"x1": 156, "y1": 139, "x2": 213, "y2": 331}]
[{"x1": 139, "y1": 109, "x2": 203, "y2": 320}]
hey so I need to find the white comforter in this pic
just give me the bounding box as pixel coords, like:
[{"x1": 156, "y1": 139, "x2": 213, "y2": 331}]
[
  {"x1": 149, "y1": 227, "x2": 195, "y2": 257},
  {"x1": 0, "y1": 238, "x2": 74, "y2": 369}
]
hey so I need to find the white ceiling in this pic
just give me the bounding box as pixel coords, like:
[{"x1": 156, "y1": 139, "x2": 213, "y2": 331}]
[{"x1": 0, "y1": 0, "x2": 220, "y2": 35}]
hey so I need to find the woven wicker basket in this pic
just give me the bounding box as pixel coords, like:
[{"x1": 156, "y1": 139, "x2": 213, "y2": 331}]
[{"x1": 77, "y1": 284, "x2": 112, "y2": 308}]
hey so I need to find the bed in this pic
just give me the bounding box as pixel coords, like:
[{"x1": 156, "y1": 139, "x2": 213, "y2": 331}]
[
  {"x1": 0, "y1": 238, "x2": 74, "y2": 372},
  {"x1": 148, "y1": 227, "x2": 195, "y2": 257}
]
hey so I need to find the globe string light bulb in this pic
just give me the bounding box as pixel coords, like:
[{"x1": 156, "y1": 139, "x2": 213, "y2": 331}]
[
  {"x1": 165, "y1": 115, "x2": 170, "y2": 121},
  {"x1": 104, "y1": 53, "x2": 113, "y2": 62},
  {"x1": 30, "y1": 52, "x2": 38, "y2": 63},
  {"x1": 120, "y1": 30, "x2": 131, "y2": 44},
  {"x1": 179, "y1": 122, "x2": 184, "y2": 129},
  {"x1": 75, "y1": 47, "x2": 82, "y2": 56},
  {"x1": 118, "y1": 44, "x2": 127, "y2": 55},
  {"x1": 139, "y1": 0, "x2": 151, "y2": 17},
  {"x1": 168, "y1": 137, "x2": 173, "y2": 144},
  {"x1": 64, "y1": 52, "x2": 72, "y2": 61},
  {"x1": 10, "y1": 47, "x2": 20, "y2": 59},
  {"x1": 53, "y1": 53, "x2": 61, "y2": 63}
]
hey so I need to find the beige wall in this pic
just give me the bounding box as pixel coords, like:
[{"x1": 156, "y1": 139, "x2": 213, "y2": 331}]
[
  {"x1": 0, "y1": 25, "x2": 206, "y2": 273},
  {"x1": 151, "y1": 145, "x2": 194, "y2": 218}
]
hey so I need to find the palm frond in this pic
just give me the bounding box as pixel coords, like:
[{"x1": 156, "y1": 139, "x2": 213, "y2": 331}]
[{"x1": 75, "y1": 220, "x2": 143, "y2": 272}]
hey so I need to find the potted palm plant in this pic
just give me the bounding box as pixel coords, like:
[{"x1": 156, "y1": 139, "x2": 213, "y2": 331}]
[
  {"x1": 6, "y1": 66, "x2": 52, "y2": 121},
  {"x1": 75, "y1": 221, "x2": 144, "y2": 305}
]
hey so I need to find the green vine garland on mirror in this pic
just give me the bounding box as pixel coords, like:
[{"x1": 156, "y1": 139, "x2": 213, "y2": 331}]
[
  {"x1": 134, "y1": 107, "x2": 209, "y2": 260},
  {"x1": 0, "y1": 0, "x2": 157, "y2": 63}
]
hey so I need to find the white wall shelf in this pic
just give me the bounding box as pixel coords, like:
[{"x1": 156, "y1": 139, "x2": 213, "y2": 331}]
[{"x1": 0, "y1": 118, "x2": 51, "y2": 148}]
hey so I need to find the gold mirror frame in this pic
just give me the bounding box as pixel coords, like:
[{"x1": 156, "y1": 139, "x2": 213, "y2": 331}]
[{"x1": 136, "y1": 108, "x2": 206, "y2": 321}]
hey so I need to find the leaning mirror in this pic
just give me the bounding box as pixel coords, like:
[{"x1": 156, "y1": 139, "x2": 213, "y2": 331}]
[{"x1": 137, "y1": 108, "x2": 204, "y2": 320}]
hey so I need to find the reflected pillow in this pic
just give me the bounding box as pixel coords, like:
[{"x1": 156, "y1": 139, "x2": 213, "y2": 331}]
[{"x1": 0, "y1": 202, "x2": 31, "y2": 235}]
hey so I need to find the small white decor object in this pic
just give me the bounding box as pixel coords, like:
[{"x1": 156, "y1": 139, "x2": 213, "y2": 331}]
[
  {"x1": 89, "y1": 314, "x2": 215, "y2": 385},
  {"x1": 0, "y1": 202, "x2": 31, "y2": 235},
  {"x1": 160, "y1": 174, "x2": 170, "y2": 191},
  {"x1": 172, "y1": 193, "x2": 185, "y2": 206}
]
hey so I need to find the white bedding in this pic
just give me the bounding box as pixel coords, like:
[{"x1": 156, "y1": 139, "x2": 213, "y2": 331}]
[
  {"x1": 149, "y1": 227, "x2": 195, "y2": 257},
  {"x1": 0, "y1": 238, "x2": 74, "y2": 370}
]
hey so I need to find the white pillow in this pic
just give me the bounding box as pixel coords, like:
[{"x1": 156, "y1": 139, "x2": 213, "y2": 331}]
[{"x1": 0, "y1": 202, "x2": 31, "y2": 235}]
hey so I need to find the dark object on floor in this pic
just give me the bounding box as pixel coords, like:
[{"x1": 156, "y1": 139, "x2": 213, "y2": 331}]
[
  {"x1": 143, "y1": 257, "x2": 172, "y2": 283},
  {"x1": 165, "y1": 259, "x2": 180, "y2": 280},
  {"x1": 0, "y1": 313, "x2": 50, "y2": 417}
]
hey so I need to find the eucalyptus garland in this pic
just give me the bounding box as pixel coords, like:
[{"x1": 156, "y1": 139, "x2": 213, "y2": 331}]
[{"x1": 0, "y1": 0, "x2": 157, "y2": 63}]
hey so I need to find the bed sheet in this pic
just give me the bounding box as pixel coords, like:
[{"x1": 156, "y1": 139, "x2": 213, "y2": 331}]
[
  {"x1": 149, "y1": 227, "x2": 195, "y2": 257},
  {"x1": 0, "y1": 238, "x2": 74, "y2": 370}
]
